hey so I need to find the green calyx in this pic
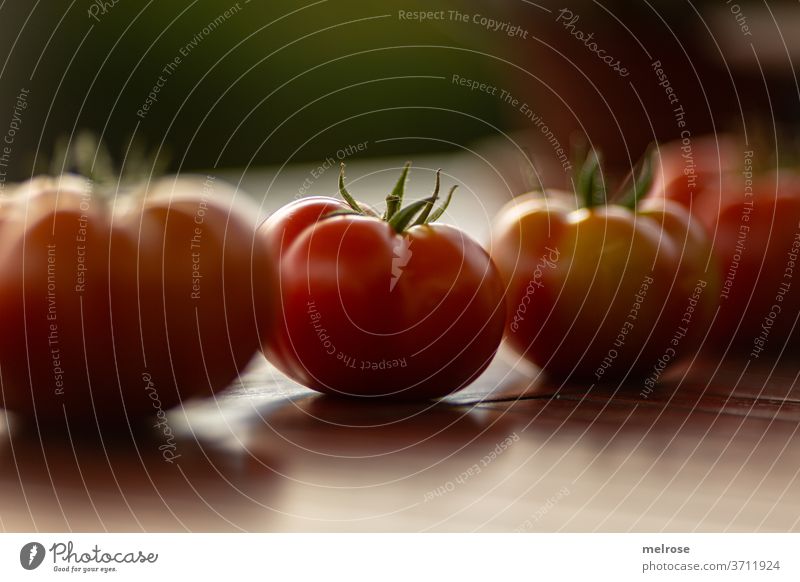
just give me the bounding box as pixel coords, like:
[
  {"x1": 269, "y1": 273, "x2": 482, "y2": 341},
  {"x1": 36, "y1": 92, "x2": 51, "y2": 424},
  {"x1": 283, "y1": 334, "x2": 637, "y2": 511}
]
[
  {"x1": 335, "y1": 163, "x2": 457, "y2": 232},
  {"x1": 50, "y1": 130, "x2": 169, "y2": 188},
  {"x1": 576, "y1": 150, "x2": 605, "y2": 208},
  {"x1": 575, "y1": 147, "x2": 654, "y2": 210}
]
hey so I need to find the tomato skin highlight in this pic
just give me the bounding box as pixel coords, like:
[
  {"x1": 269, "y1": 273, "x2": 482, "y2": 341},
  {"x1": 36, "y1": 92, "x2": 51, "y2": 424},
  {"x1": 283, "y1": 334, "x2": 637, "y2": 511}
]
[
  {"x1": 259, "y1": 196, "x2": 347, "y2": 264},
  {"x1": 259, "y1": 197, "x2": 506, "y2": 399},
  {"x1": 0, "y1": 175, "x2": 273, "y2": 424},
  {"x1": 491, "y1": 194, "x2": 717, "y2": 382}
]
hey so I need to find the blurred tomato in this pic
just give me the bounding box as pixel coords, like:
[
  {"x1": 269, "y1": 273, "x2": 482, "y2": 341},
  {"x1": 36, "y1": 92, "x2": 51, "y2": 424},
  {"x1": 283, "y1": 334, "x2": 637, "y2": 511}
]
[
  {"x1": 649, "y1": 136, "x2": 800, "y2": 354},
  {"x1": 492, "y1": 154, "x2": 717, "y2": 382},
  {"x1": 705, "y1": 172, "x2": 800, "y2": 353},
  {"x1": 0, "y1": 175, "x2": 272, "y2": 425},
  {"x1": 648, "y1": 134, "x2": 739, "y2": 211}
]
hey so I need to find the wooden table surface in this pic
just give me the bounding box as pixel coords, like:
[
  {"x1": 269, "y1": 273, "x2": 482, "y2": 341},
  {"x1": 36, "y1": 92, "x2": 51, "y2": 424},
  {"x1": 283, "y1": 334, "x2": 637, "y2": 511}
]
[
  {"x1": 1, "y1": 349, "x2": 798, "y2": 532},
  {"x1": 1, "y1": 155, "x2": 798, "y2": 533}
]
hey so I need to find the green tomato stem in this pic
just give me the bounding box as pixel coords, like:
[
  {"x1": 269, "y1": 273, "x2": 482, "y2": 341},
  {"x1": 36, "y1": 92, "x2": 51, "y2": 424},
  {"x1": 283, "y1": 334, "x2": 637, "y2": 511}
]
[
  {"x1": 335, "y1": 162, "x2": 458, "y2": 233},
  {"x1": 618, "y1": 147, "x2": 655, "y2": 210},
  {"x1": 338, "y1": 163, "x2": 366, "y2": 214},
  {"x1": 577, "y1": 150, "x2": 602, "y2": 209},
  {"x1": 572, "y1": 146, "x2": 656, "y2": 211},
  {"x1": 384, "y1": 161, "x2": 411, "y2": 220},
  {"x1": 427, "y1": 185, "x2": 457, "y2": 223},
  {"x1": 388, "y1": 196, "x2": 436, "y2": 233},
  {"x1": 412, "y1": 169, "x2": 441, "y2": 227}
]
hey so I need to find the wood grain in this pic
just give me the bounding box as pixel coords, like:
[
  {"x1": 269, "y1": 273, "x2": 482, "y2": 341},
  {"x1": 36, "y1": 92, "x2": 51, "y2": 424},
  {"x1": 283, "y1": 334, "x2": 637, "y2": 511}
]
[{"x1": 1, "y1": 351, "x2": 797, "y2": 532}]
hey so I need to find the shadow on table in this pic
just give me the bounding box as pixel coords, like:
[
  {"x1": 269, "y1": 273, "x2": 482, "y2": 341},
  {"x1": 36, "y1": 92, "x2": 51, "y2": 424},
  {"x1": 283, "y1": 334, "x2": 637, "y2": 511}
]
[
  {"x1": 0, "y1": 414, "x2": 282, "y2": 532},
  {"x1": 247, "y1": 393, "x2": 523, "y2": 458}
]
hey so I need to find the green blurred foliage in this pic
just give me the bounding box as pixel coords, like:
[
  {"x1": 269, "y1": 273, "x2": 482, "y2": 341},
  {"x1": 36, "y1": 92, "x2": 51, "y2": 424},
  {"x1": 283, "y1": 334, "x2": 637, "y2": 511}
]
[{"x1": 0, "y1": 0, "x2": 515, "y2": 177}]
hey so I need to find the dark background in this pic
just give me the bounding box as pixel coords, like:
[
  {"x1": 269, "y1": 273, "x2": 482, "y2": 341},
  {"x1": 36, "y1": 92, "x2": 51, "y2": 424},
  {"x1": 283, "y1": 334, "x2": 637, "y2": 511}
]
[{"x1": 1, "y1": 0, "x2": 797, "y2": 181}]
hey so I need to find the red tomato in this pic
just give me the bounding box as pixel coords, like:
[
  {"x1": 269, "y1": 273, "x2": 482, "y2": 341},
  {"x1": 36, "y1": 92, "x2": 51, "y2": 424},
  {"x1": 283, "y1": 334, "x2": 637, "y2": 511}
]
[
  {"x1": 649, "y1": 134, "x2": 738, "y2": 209},
  {"x1": 259, "y1": 165, "x2": 505, "y2": 399},
  {"x1": 0, "y1": 175, "x2": 272, "y2": 424},
  {"x1": 706, "y1": 172, "x2": 800, "y2": 353},
  {"x1": 648, "y1": 136, "x2": 800, "y2": 354},
  {"x1": 492, "y1": 153, "x2": 717, "y2": 382}
]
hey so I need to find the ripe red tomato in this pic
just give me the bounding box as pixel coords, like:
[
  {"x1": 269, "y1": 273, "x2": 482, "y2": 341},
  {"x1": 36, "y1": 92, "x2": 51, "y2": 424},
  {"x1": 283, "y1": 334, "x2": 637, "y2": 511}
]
[
  {"x1": 492, "y1": 153, "x2": 717, "y2": 382},
  {"x1": 259, "y1": 164, "x2": 505, "y2": 399},
  {"x1": 649, "y1": 134, "x2": 738, "y2": 210},
  {"x1": 703, "y1": 172, "x2": 800, "y2": 353},
  {"x1": 647, "y1": 136, "x2": 800, "y2": 354},
  {"x1": 0, "y1": 174, "x2": 272, "y2": 424}
]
